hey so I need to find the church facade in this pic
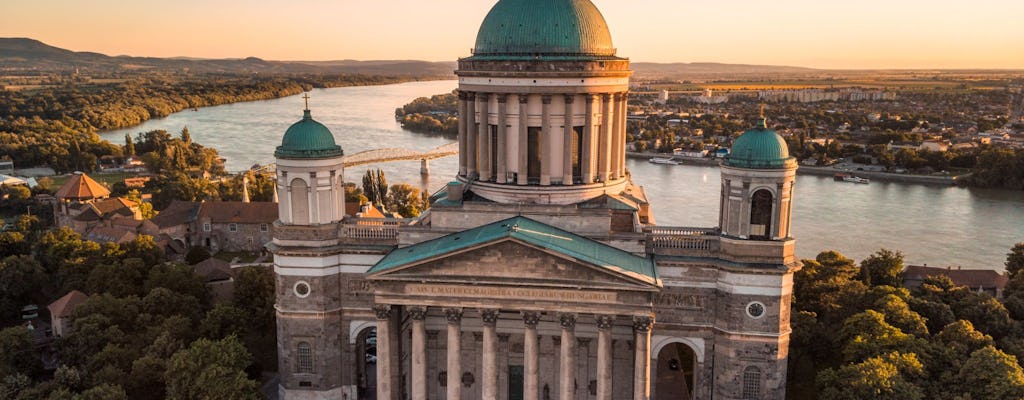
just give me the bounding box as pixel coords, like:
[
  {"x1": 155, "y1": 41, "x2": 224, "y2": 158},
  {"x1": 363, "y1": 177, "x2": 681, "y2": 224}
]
[{"x1": 270, "y1": 1, "x2": 800, "y2": 400}]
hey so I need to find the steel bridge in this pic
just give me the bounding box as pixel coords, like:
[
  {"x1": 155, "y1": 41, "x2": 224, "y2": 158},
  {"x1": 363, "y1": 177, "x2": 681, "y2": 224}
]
[{"x1": 252, "y1": 142, "x2": 458, "y2": 175}]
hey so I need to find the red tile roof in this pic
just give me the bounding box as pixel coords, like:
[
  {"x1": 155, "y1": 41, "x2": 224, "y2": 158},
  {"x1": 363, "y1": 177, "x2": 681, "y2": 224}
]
[
  {"x1": 47, "y1": 290, "x2": 89, "y2": 318},
  {"x1": 55, "y1": 173, "x2": 110, "y2": 200},
  {"x1": 904, "y1": 265, "x2": 1008, "y2": 290}
]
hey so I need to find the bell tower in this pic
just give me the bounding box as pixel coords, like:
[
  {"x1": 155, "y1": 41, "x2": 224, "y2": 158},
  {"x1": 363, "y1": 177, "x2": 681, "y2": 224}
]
[
  {"x1": 271, "y1": 96, "x2": 349, "y2": 399},
  {"x1": 718, "y1": 114, "x2": 798, "y2": 265}
]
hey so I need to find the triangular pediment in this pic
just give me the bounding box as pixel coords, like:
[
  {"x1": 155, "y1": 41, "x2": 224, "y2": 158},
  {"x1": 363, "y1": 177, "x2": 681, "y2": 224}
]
[{"x1": 366, "y1": 217, "x2": 660, "y2": 291}]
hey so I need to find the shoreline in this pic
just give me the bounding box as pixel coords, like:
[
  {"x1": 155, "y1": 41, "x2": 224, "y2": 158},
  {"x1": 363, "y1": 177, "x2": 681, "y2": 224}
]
[{"x1": 626, "y1": 152, "x2": 959, "y2": 186}]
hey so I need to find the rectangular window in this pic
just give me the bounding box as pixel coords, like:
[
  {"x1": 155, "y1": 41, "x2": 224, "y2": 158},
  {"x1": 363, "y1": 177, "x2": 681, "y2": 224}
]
[
  {"x1": 260, "y1": 223, "x2": 268, "y2": 232},
  {"x1": 572, "y1": 126, "x2": 583, "y2": 183},
  {"x1": 228, "y1": 223, "x2": 237, "y2": 233},
  {"x1": 203, "y1": 223, "x2": 211, "y2": 232},
  {"x1": 297, "y1": 342, "x2": 314, "y2": 374}
]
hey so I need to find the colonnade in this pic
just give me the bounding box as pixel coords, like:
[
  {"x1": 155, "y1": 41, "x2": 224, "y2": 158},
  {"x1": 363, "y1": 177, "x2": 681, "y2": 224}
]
[
  {"x1": 457, "y1": 91, "x2": 629, "y2": 186},
  {"x1": 373, "y1": 304, "x2": 654, "y2": 400}
]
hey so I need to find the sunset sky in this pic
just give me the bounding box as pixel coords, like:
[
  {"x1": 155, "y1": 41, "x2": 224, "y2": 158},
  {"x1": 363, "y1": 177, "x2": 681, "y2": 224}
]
[{"x1": 3, "y1": 0, "x2": 1023, "y2": 69}]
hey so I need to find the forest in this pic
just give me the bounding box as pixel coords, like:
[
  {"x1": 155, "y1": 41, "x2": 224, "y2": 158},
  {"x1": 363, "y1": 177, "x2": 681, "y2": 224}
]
[
  {"x1": 0, "y1": 73, "x2": 430, "y2": 173},
  {"x1": 394, "y1": 92, "x2": 458, "y2": 137}
]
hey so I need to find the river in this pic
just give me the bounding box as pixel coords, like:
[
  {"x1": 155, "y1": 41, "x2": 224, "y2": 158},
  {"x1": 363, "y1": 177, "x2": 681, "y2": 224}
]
[{"x1": 100, "y1": 80, "x2": 1024, "y2": 270}]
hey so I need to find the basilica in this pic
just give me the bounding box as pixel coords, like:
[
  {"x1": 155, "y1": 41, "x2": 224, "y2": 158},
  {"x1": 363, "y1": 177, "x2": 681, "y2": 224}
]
[{"x1": 270, "y1": 1, "x2": 800, "y2": 399}]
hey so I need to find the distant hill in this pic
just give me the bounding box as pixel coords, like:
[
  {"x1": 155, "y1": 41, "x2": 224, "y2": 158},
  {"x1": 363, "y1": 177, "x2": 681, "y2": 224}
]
[{"x1": 0, "y1": 38, "x2": 456, "y2": 76}]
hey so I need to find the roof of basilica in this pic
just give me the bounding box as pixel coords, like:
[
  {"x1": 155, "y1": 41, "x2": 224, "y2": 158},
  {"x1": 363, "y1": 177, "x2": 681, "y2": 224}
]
[
  {"x1": 470, "y1": 0, "x2": 619, "y2": 61},
  {"x1": 275, "y1": 109, "x2": 343, "y2": 160},
  {"x1": 724, "y1": 117, "x2": 798, "y2": 170},
  {"x1": 368, "y1": 216, "x2": 657, "y2": 284}
]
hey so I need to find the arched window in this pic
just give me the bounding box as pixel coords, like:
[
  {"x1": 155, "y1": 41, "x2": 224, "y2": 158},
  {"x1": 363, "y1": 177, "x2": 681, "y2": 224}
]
[
  {"x1": 290, "y1": 178, "x2": 309, "y2": 225},
  {"x1": 742, "y1": 366, "x2": 761, "y2": 400},
  {"x1": 297, "y1": 341, "x2": 314, "y2": 374},
  {"x1": 749, "y1": 189, "x2": 774, "y2": 240}
]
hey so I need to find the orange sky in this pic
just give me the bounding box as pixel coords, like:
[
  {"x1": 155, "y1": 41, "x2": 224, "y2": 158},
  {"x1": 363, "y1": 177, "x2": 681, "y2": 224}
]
[{"x1": 2, "y1": 0, "x2": 1023, "y2": 69}]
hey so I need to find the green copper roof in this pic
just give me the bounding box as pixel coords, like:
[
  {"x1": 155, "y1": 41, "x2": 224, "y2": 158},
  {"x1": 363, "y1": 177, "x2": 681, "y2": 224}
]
[
  {"x1": 275, "y1": 110, "x2": 343, "y2": 159},
  {"x1": 367, "y1": 216, "x2": 657, "y2": 284},
  {"x1": 725, "y1": 118, "x2": 797, "y2": 169},
  {"x1": 471, "y1": 0, "x2": 617, "y2": 60}
]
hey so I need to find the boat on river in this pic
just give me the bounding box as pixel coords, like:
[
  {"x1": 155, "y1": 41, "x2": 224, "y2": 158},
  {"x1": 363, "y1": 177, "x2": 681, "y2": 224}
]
[
  {"x1": 835, "y1": 173, "x2": 869, "y2": 184},
  {"x1": 649, "y1": 157, "x2": 681, "y2": 165}
]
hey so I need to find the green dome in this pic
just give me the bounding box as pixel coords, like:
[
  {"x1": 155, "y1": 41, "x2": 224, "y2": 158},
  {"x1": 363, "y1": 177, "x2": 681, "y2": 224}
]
[
  {"x1": 725, "y1": 118, "x2": 797, "y2": 169},
  {"x1": 471, "y1": 0, "x2": 617, "y2": 60},
  {"x1": 275, "y1": 110, "x2": 343, "y2": 159}
]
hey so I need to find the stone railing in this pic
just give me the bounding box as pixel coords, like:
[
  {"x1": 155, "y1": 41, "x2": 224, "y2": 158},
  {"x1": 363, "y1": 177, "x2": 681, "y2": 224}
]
[
  {"x1": 644, "y1": 226, "x2": 720, "y2": 256},
  {"x1": 340, "y1": 218, "x2": 416, "y2": 243}
]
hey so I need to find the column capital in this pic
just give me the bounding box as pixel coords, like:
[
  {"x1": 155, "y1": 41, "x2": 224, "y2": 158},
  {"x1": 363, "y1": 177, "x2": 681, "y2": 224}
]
[
  {"x1": 595, "y1": 315, "x2": 615, "y2": 330},
  {"x1": 541, "y1": 94, "x2": 552, "y2": 104},
  {"x1": 602, "y1": 93, "x2": 613, "y2": 102},
  {"x1": 477, "y1": 92, "x2": 490, "y2": 101},
  {"x1": 519, "y1": 94, "x2": 530, "y2": 104},
  {"x1": 632, "y1": 316, "x2": 654, "y2": 332},
  {"x1": 521, "y1": 311, "x2": 541, "y2": 328},
  {"x1": 373, "y1": 304, "x2": 392, "y2": 320},
  {"x1": 496, "y1": 93, "x2": 508, "y2": 103},
  {"x1": 466, "y1": 91, "x2": 476, "y2": 101},
  {"x1": 444, "y1": 307, "x2": 464, "y2": 324},
  {"x1": 457, "y1": 90, "x2": 468, "y2": 100},
  {"x1": 559, "y1": 313, "x2": 578, "y2": 329},
  {"x1": 481, "y1": 309, "x2": 500, "y2": 326},
  {"x1": 586, "y1": 94, "x2": 596, "y2": 104},
  {"x1": 564, "y1": 94, "x2": 575, "y2": 104},
  {"x1": 408, "y1": 306, "x2": 428, "y2": 320}
]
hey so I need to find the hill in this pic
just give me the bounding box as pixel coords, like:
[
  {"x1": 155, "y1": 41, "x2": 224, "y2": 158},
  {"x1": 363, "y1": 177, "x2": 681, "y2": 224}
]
[{"x1": 0, "y1": 38, "x2": 456, "y2": 76}]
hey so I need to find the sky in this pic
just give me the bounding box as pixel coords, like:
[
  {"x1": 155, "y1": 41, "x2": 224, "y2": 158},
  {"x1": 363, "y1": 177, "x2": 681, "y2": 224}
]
[{"x1": 2, "y1": 0, "x2": 1023, "y2": 69}]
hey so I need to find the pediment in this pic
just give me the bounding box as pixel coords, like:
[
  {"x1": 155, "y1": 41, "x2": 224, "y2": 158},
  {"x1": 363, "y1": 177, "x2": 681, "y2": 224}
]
[{"x1": 368, "y1": 239, "x2": 659, "y2": 291}]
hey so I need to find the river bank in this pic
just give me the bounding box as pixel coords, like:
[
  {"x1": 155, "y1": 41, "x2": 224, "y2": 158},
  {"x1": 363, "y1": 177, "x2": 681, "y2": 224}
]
[{"x1": 626, "y1": 152, "x2": 958, "y2": 185}]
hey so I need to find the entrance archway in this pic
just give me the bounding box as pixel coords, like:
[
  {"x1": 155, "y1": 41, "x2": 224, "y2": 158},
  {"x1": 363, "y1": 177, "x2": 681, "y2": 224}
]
[
  {"x1": 355, "y1": 327, "x2": 378, "y2": 398},
  {"x1": 655, "y1": 342, "x2": 697, "y2": 400}
]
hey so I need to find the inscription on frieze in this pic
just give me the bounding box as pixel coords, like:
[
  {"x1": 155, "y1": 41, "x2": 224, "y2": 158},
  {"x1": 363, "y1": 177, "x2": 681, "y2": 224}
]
[
  {"x1": 347, "y1": 279, "x2": 375, "y2": 295},
  {"x1": 406, "y1": 284, "x2": 616, "y2": 303},
  {"x1": 654, "y1": 293, "x2": 708, "y2": 310}
]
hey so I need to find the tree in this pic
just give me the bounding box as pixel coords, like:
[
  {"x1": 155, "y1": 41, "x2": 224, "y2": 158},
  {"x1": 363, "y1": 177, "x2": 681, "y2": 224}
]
[
  {"x1": 860, "y1": 249, "x2": 904, "y2": 288},
  {"x1": 958, "y1": 346, "x2": 1024, "y2": 400},
  {"x1": 165, "y1": 336, "x2": 260, "y2": 400},
  {"x1": 184, "y1": 246, "x2": 211, "y2": 265},
  {"x1": 817, "y1": 352, "x2": 924, "y2": 400},
  {"x1": 0, "y1": 256, "x2": 48, "y2": 322},
  {"x1": 0, "y1": 326, "x2": 42, "y2": 378},
  {"x1": 839, "y1": 310, "x2": 921, "y2": 363},
  {"x1": 872, "y1": 294, "x2": 928, "y2": 336},
  {"x1": 124, "y1": 133, "x2": 135, "y2": 156},
  {"x1": 1007, "y1": 242, "x2": 1024, "y2": 278},
  {"x1": 75, "y1": 383, "x2": 127, "y2": 400},
  {"x1": 386, "y1": 183, "x2": 424, "y2": 217}
]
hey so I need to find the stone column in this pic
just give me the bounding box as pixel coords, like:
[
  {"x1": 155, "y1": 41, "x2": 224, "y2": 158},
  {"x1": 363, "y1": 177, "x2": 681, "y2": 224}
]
[
  {"x1": 481, "y1": 309, "x2": 500, "y2": 400},
  {"x1": 562, "y1": 94, "x2": 575, "y2": 185},
  {"x1": 559, "y1": 313, "x2": 577, "y2": 400},
  {"x1": 409, "y1": 307, "x2": 427, "y2": 400},
  {"x1": 374, "y1": 304, "x2": 393, "y2": 400},
  {"x1": 522, "y1": 312, "x2": 541, "y2": 400},
  {"x1": 497, "y1": 94, "x2": 508, "y2": 183},
  {"x1": 632, "y1": 316, "x2": 654, "y2": 400},
  {"x1": 517, "y1": 94, "x2": 529, "y2": 185},
  {"x1": 618, "y1": 93, "x2": 629, "y2": 179},
  {"x1": 478, "y1": 93, "x2": 491, "y2": 182},
  {"x1": 541, "y1": 95, "x2": 552, "y2": 186},
  {"x1": 446, "y1": 308, "x2": 464, "y2": 400},
  {"x1": 583, "y1": 95, "x2": 595, "y2": 184},
  {"x1": 466, "y1": 92, "x2": 478, "y2": 179},
  {"x1": 595, "y1": 315, "x2": 614, "y2": 400},
  {"x1": 610, "y1": 93, "x2": 621, "y2": 181},
  {"x1": 458, "y1": 91, "x2": 467, "y2": 176},
  {"x1": 599, "y1": 93, "x2": 611, "y2": 182}
]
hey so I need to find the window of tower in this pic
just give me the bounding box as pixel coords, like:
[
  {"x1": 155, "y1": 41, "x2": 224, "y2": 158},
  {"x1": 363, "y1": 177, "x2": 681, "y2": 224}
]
[
  {"x1": 290, "y1": 178, "x2": 309, "y2": 225},
  {"x1": 750, "y1": 189, "x2": 774, "y2": 240},
  {"x1": 297, "y1": 341, "x2": 314, "y2": 374},
  {"x1": 527, "y1": 127, "x2": 541, "y2": 184},
  {"x1": 572, "y1": 126, "x2": 583, "y2": 183},
  {"x1": 742, "y1": 366, "x2": 762, "y2": 399}
]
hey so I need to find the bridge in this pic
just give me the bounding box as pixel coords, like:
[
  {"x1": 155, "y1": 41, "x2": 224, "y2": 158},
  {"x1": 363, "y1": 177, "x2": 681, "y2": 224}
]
[{"x1": 251, "y1": 142, "x2": 458, "y2": 175}]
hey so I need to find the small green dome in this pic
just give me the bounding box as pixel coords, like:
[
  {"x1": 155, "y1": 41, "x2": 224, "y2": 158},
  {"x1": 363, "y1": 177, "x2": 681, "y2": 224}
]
[
  {"x1": 725, "y1": 118, "x2": 797, "y2": 169},
  {"x1": 471, "y1": 0, "x2": 617, "y2": 60},
  {"x1": 275, "y1": 110, "x2": 343, "y2": 159}
]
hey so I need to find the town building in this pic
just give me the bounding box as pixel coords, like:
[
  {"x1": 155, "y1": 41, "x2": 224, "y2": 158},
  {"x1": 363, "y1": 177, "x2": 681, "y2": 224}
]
[
  {"x1": 271, "y1": 1, "x2": 800, "y2": 400},
  {"x1": 48, "y1": 290, "x2": 89, "y2": 338},
  {"x1": 903, "y1": 265, "x2": 1009, "y2": 299},
  {"x1": 194, "y1": 201, "x2": 277, "y2": 253}
]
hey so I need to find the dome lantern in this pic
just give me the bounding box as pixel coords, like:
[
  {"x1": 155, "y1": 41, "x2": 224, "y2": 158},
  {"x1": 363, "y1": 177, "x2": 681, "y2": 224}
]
[{"x1": 274, "y1": 96, "x2": 343, "y2": 160}]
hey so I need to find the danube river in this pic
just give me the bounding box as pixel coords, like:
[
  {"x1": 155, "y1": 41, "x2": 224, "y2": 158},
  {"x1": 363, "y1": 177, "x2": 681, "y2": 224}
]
[{"x1": 101, "y1": 80, "x2": 1024, "y2": 270}]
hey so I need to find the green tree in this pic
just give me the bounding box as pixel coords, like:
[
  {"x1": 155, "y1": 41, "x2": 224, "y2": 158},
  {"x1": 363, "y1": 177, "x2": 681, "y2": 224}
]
[
  {"x1": 0, "y1": 326, "x2": 42, "y2": 378},
  {"x1": 840, "y1": 310, "x2": 921, "y2": 363},
  {"x1": 860, "y1": 249, "x2": 904, "y2": 288},
  {"x1": 958, "y1": 346, "x2": 1024, "y2": 400},
  {"x1": 386, "y1": 183, "x2": 424, "y2": 217},
  {"x1": 817, "y1": 352, "x2": 924, "y2": 400},
  {"x1": 0, "y1": 256, "x2": 48, "y2": 322},
  {"x1": 1007, "y1": 242, "x2": 1024, "y2": 278},
  {"x1": 164, "y1": 336, "x2": 260, "y2": 400},
  {"x1": 124, "y1": 133, "x2": 135, "y2": 156},
  {"x1": 75, "y1": 383, "x2": 127, "y2": 400}
]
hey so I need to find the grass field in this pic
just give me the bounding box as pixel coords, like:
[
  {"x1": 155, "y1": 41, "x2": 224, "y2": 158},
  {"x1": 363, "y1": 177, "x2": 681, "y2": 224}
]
[{"x1": 48, "y1": 172, "x2": 140, "y2": 189}]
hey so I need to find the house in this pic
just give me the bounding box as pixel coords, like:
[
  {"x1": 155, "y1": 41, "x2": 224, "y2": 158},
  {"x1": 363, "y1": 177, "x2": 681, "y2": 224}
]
[
  {"x1": 150, "y1": 200, "x2": 202, "y2": 249},
  {"x1": 192, "y1": 257, "x2": 235, "y2": 304},
  {"x1": 64, "y1": 197, "x2": 142, "y2": 234},
  {"x1": 903, "y1": 264, "x2": 1009, "y2": 298},
  {"x1": 194, "y1": 201, "x2": 277, "y2": 253},
  {"x1": 48, "y1": 290, "x2": 89, "y2": 337}
]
